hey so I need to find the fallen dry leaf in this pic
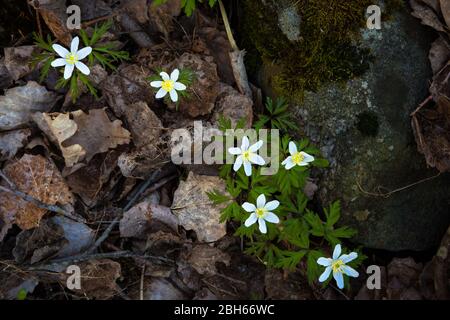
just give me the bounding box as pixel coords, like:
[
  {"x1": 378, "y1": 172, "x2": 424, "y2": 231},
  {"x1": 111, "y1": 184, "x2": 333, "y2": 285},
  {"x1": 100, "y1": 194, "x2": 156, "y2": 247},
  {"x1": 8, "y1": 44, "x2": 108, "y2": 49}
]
[
  {"x1": 429, "y1": 37, "x2": 450, "y2": 74},
  {"x1": 0, "y1": 129, "x2": 31, "y2": 161},
  {"x1": 410, "y1": 0, "x2": 446, "y2": 32},
  {"x1": 172, "y1": 172, "x2": 227, "y2": 242},
  {"x1": 0, "y1": 81, "x2": 59, "y2": 131},
  {"x1": 440, "y1": 0, "x2": 450, "y2": 28},
  {"x1": 33, "y1": 108, "x2": 131, "y2": 167},
  {"x1": 187, "y1": 245, "x2": 230, "y2": 276},
  {"x1": 171, "y1": 53, "x2": 220, "y2": 118},
  {"x1": 4, "y1": 46, "x2": 37, "y2": 81},
  {"x1": 0, "y1": 154, "x2": 74, "y2": 238},
  {"x1": 412, "y1": 95, "x2": 450, "y2": 172},
  {"x1": 63, "y1": 259, "x2": 121, "y2": 299},
  {"x1": 120, "y1": 200, "x2": 179, "y2": 238},
  {"x1": 29, "y1": 0, "x2": 71, "y2": 46}
]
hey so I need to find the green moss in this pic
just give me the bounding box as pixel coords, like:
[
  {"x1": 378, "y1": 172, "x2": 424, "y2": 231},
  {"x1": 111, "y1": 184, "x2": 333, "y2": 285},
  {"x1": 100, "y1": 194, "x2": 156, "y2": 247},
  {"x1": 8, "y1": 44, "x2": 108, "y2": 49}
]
[{"x1": 239, "y1": 0, "x2": 399, "y2": 99}]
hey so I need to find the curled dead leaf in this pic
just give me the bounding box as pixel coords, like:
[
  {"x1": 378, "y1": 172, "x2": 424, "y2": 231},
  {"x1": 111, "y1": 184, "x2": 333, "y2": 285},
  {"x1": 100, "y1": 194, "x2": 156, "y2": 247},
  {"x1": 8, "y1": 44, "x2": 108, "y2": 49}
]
[{"x1": 33, "y1": 108, "x2": 131, "y2": 167}]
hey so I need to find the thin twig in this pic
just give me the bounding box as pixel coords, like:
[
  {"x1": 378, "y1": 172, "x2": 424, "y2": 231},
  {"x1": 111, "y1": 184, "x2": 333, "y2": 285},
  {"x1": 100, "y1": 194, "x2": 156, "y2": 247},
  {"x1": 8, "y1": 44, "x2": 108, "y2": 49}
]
[
  {"x1": 27, "y1": 251, "x2": 175, "y2": 271},
  {"x1": 140, "y1": 264, "x2": 145, "y2": 300},
  {"x1": 357, "y1": 172, "x2": 441, "y2": 198},
  {"x1": 85, "y1": 170, "x2": 162, "y2": 255}
]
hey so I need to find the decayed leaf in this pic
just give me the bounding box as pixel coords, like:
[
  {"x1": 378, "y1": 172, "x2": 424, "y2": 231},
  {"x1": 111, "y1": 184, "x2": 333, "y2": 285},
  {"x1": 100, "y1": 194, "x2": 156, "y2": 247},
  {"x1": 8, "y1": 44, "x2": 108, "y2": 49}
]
[
  {"x1": 120, "y1": 200, "x2": 179, "y2": 238},
  {"x1": 429, "y1": 37, "x2": 450, "y2": 74},
  {"x1": 63, "y1": 259, "x2": 121, "y2": 299},
  {"x1": 65, "y1": 151, "x2": 121, "y2": 207},
  {"x1": 171, "y1": 53, "x2": 220, "y2": 117},
  {"x1": 0, "y1": 129, "x2": 31, "y2": 161},
  {"x1": 33, "y1": 108, "x2": 131, "y2": 167},
  {"x1": 187, "y1": 245, "x2": 230, "y2": 276},
  {"x1": 0, "y1": 154, "x2": 74, "y2": 237},
  {"x1": 4, "y1": 46, "x2": 38, "y2": 81},
  {"x1": 0, "y1": 81, "x2": 59, "y2": 131},
  {"x1": 440, "y1": 0, "x2": 450, "y2": 29},
  {"x1": 29, "y1": 0, "x2": 71, "y2": 46},
  {"x1": 410, "y1": 0, "x2": 446, "y2": 32},
  {"x1": 412, "y1": 96, "x2": 450, "y2": 172},
  {"x1": 172, "y1": 172, "x2": 227, "y2": 242}
]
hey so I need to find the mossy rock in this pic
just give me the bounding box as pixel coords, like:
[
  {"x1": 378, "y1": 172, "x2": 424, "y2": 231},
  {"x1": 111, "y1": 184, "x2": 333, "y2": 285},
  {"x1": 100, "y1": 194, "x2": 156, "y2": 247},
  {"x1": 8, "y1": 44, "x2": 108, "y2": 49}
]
[{"x1": 242, "y1": 1, "x2": 450, "y2": 251}]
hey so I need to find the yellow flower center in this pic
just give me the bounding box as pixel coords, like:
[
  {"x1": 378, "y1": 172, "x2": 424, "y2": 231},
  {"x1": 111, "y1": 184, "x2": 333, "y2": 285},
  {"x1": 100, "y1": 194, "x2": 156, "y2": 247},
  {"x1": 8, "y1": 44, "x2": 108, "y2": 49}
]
[
  {"x1": 66, "y1": 53, "x2": 78, "y2": 65},
  {"x1": 331, "y1": 260, "x2": 345, "y2": 273},
  {"x1": 242, "y1": 150, "x2": 251, "y2": 161},
  {"x1": 292, "y1": 152, "x2": 305, "y2": 165},
  {"x1": 255, "y1": 208, "x2": 266, "y2": 218},
  {"x1": 161, "y1": 80, "x2": 174, "y2": 92}
]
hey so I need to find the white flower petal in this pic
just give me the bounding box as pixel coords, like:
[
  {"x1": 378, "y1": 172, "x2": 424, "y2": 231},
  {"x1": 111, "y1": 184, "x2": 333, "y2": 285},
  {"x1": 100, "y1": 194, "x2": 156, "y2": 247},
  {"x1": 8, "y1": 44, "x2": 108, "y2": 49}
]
[
  {"x1": 264, "y1": 200, "x2": 279, "y2": 211},
  {"x1": 264, "y1": 212, "x2": 279, "y2": 224},
  {"x1": 160, "y1": 72, "x2": 170, "y2": 81},
  {"x1": 156, "y1": 87, "x2": 167, "y2": 99},
  {"x1": 233, "y1": 155, "x2": 243, "y2": 172},
  {"x1": 51, "y1": 58, "x2": 66, "y2": 67},
  {"x1": 241, "y1": 136, "x2": 250, "y2": 151},
  {"x1": 244, "y1": 213, "x2": 258, "y2": 227},
  {"x1": 249, "y1": 154, "x2": 265, "y2": 166},
  {"x1": 243, "y1": 161, "x2": 252, "y2": 176},
  {"x1": 63, "y1": 64, "x2": 75, "y2": 79},
  {"x1": 150, "y1": 81, "x2": 163, "y2": 88},
  {"x1": 242, "y1": 202, "x2": 257, "y2": 213},
  {"x1": 228, "y1": 147, "x2": 242, "y2": 155},
  {"x1": 317, "y1": 257, "x2": 332, "y2": 267},
  {"x1": 71, "y1": 36, "x2": 79, "y2": 53},
  {"x1": 77, "y1": 46, "x2": 92, "y2": 60},
  {"x1": 302, "y1": 152, "x2": 315, "y2": 163},
  {"x1": 52, "y1": 44, "x2": 69, "y2": 58},
  {"x1": 169, "y1": 89, "x2": 178, "y2": 102},
  {"x1": 75, "y1": 61, "x2": 90, "y2": 75},
  {"x1": 342, "y1": 265, "x2": 359, "y2": 278},
  {"x1": 174, "y1": 82, "x2": 187, "y2": 91},
  {"x1": 333, "y1": 271, "x2": 344, "y2": 289},
  {"x1": 256, "y1": 194, "x2": 266, "y2": 209},
  {"x1": 319, "y1": 266, "x2": 332, "y2": 282},
  {"x1": 289, "y1": 141, "x2": 298, "y2": 156},
  {"x1": 170, "y1": 69, "x2": 180, "y2": 81},
  {"x1": 249, "y1": 140, "x2": 263, "y2": 152},
  {"x1": 284, "y1": 158, "x2": 296, "y2": 170},
  {"x1": 340, "y1": 252, "x2": 358, "y2": 264},
  {"x1": 333, "y1": 244, "x2": 342, "y2": 260},
  {"x1": 258, "y1": 218, "x2": 267, "y2": 234}
]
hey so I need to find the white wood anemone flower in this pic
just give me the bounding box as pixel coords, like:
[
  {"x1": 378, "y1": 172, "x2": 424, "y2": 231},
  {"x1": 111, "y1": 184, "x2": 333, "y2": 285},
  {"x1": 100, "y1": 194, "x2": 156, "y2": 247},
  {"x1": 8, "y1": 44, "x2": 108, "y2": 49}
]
[
  {"x1": 317, "y1": 244, "x2": 359, "y2": 289},
  {"x1": 281, "y1": 141, "x2": 315, "y2": 170},
  {"x1": 150, "y1": 69, "x2": 187, "y2": 103},
  {"x1": 242, "y1": 194, "x2": 280, "y2": 234},
  {"x1": 51, "y1": 36, "x2": 92, "y2": 80},
  {"x1": 228, "y1": 136, "x2": 265, "y2": 176}
]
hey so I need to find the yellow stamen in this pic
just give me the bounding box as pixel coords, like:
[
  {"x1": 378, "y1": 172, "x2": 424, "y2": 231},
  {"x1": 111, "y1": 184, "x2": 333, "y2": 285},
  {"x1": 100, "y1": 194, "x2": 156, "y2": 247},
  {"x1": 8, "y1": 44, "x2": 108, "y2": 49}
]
[
  {"x1": 255, "y1": 208, "x2": 266, "y2": 218},
  {"x1": 161, "y1": 80, "x2": 174, "y2": 92},
  {"x1": 292, "y1": 152, "x2": 305, "y2": 165},
  {"x1": 331, "y1": 260, "x2": 344, "y2": 273},
  {"x1": 66, "y1": 53, "x2": 78, "y2": 65},
  {"x1": 242, "y1": 150, "x2": 251, "y2": 161}
]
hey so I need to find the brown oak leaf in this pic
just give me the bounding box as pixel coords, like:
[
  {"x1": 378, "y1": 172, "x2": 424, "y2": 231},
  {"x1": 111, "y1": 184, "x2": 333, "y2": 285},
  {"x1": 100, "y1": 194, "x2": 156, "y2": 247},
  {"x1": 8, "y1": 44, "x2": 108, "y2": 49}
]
[{"x1": 0, "y1": 154, "x2": 74, "y2": 239}]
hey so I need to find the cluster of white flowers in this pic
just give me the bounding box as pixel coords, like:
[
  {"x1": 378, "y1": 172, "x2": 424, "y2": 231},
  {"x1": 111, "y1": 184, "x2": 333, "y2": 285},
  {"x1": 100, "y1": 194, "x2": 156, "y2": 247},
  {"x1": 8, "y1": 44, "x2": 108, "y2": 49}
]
[{"x1": 226, "y1": 137, "x2": 315, "y2": 234}]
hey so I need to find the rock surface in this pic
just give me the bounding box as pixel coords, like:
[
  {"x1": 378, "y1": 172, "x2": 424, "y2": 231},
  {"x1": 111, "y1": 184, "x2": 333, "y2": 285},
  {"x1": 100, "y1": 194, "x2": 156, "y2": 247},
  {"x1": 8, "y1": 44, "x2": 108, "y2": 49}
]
[{"x1": 257, "y1": 5, "x2": 450, "y2": 251}]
